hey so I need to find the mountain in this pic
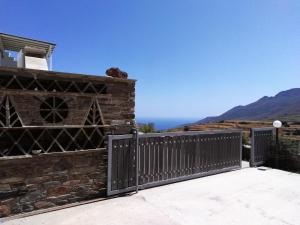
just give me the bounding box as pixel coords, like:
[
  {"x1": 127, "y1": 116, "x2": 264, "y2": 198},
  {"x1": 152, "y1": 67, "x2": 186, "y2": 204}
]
[{"x1": 198, "y1": 88, "x2": 300, "y2": 123}]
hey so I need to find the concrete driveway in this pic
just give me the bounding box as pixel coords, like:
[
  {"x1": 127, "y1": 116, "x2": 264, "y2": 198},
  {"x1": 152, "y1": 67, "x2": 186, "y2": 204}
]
[{"x1": 2, "y1": 166, "x2": 300, "y2": 225}]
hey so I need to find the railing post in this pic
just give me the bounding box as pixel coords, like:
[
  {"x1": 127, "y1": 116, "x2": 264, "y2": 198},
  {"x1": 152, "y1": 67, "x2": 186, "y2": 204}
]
[
  {"x1": 275, "y1": 128, "x2": 279, "y2": 168},
  {"x1": 240, "y1": 131, "x2": 243, "y2": 168},
  {"x1": 132, "y1": 128, "x2": 139, "y2": 193},
  {"x1": 250, "y1": 128, "x2": 254, "y2": 167}
]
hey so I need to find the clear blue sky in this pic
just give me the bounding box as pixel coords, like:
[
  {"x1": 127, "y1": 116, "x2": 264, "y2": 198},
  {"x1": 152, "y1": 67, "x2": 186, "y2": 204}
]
[{"x1": 1, "y1": 0, "x2": 299, "y2": 119}]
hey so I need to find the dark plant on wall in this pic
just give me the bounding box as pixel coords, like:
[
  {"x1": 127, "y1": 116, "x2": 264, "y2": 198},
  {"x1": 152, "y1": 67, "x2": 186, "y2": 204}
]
[
  {"x1": 278, "y1": 138, "x2": 300, "y2": 154},
  {"x1": 267, "y1": 137, "x2": 300, "y2": 172}
]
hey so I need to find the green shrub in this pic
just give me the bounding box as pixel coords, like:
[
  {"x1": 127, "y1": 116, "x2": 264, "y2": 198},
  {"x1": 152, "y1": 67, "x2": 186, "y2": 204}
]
[
  {"x1": 242, "y1": 133, "x2": 249, "y2": 145},
  {"x1": 293, "y1": 129, "x2": 300, "y2": 136},
  {"x1": 139, "y1": 123, "x2": 156, "y2": 133},
  {"x1": 278, "y1": 138, "x2": 300, "y2": 154}
]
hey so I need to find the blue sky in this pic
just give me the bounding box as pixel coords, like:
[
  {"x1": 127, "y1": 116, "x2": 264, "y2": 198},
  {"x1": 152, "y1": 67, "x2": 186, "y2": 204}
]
[{"x1": 1, "y1": 0, "x2": 299, "y2": 119}]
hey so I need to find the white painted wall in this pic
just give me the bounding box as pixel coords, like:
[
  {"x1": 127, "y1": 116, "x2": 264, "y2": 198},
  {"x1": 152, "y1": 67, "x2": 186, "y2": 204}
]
[{"x1": 24, "y1": 56, "x2": 48, "y2": 70}]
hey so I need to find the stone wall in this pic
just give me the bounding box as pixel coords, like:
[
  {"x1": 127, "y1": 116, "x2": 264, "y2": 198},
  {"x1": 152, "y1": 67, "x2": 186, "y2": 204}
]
[
  {"x1": 0, "y1": 149, "x2": 106, "y2": 217},
  {"x1": 0, "y1": 67, "x2": 136, "y2": 127},
  {"x1": 0, "y1": 66, "x2": 136, "y2": 217}
]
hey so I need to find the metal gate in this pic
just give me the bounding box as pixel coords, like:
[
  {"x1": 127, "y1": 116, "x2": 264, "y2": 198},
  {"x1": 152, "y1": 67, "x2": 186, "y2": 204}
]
[
  {"x1": 250, "y1": 128, "x2": 274, "y2": 167},
  {"x1": 107, "y1": 129, "x2": 242, "y2": 196}
]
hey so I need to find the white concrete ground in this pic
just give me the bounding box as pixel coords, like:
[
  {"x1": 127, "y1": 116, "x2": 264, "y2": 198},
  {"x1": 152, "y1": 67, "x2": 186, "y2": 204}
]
[{"x1": 3, "y1": 166, "x2": 300, "y2": 225}]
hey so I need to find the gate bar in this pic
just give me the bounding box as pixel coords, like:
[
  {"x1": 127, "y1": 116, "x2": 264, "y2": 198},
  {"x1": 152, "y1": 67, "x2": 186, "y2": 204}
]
[
  {"x1": 107, "y1": 129, "x2": 243, "y2": 196},
  {"x1": 133, "y1": 128, "x2": 139, "y2": 193},
  {"x1": 250, "y1": 127, "x2": 275, "y2": 167}
]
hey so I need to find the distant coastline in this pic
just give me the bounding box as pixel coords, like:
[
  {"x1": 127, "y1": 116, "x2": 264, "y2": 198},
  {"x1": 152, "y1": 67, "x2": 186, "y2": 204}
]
[{"x1": 137, "y1": 118, "x2": 199, "y2": 130}]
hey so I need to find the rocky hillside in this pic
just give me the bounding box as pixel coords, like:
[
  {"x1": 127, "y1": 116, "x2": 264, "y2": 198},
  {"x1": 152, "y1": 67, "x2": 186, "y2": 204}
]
[
  {"x1": 198, "y1": 88, "x2": 300, "y2": 123},
  {"x1": 171, "y1": 120, "x2": 300, "y2": 141}
]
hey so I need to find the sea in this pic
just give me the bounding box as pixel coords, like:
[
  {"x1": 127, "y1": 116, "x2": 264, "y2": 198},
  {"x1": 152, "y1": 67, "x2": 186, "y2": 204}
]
[{"x1": 137, "y1": 118, "x2": 199, "y2": 130}]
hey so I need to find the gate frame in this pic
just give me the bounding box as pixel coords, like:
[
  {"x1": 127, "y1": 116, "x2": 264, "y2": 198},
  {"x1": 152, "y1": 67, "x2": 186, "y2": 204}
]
[
  {"x1": 107, "y1": 129, "x2": 243, "y2": 196},
  {"x1": 250, "y1": 127, "x2": 275, "y2": 167}
]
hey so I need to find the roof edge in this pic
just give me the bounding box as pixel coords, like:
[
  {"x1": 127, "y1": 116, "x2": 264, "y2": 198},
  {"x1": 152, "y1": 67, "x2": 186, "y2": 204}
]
[
  {"x1": 0, "y1": 66, "x2": 137, "y2": 83},
  {"x1": 0, "y1": 33, "x2": 56, "y2": 47}
]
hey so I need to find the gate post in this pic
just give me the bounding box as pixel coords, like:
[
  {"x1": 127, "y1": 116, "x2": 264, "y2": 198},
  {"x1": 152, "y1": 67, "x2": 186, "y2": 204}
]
[
  {"x1": 240, "y1": 130, "x2": 243, "y2": 168},
  {"x1": 132, "y1": 128, "x2": 139, "y2": 193},
  {"x1": 250, "y1": 128, "x2": 255, "y2": 167}
]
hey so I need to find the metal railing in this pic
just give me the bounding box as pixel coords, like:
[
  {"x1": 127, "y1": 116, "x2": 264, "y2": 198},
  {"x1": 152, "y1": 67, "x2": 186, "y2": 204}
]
[
  {"x1": 250, "y1": 127, "x2": 274, "y2": 167},
  {"x1": 107, "y1": 129, "x2": 242, "y2": 195}
]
